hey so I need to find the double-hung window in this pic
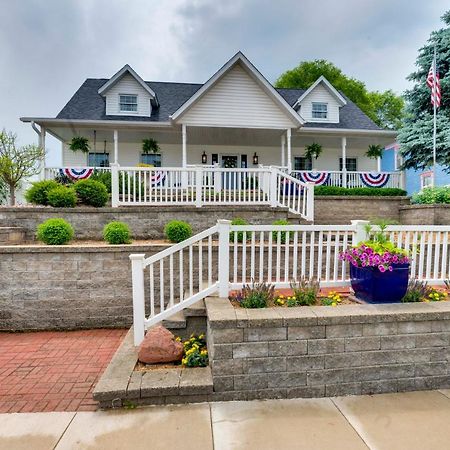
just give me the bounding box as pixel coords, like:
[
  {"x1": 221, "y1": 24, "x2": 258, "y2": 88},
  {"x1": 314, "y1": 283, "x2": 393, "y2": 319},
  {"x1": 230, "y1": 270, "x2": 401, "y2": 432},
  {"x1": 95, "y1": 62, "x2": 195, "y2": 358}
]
[
  {"x1": 312, "y1": 102, "x2": 328, "y2": 119},
  {"x1": 119, "y1": 94, "x2": 138, "y2": 113},
  {"x1": 339, "y1": 158, "x2": 357, "y2": 172},
  {"x1": 294, "y1": 156, "x2": 313, "y2": 171},
  {"x1": 88, "y1": 153, "x2": 110, "y2": 167},
  {"x1": 141, "y1": 153, "x2": 161, "y2": 167}
]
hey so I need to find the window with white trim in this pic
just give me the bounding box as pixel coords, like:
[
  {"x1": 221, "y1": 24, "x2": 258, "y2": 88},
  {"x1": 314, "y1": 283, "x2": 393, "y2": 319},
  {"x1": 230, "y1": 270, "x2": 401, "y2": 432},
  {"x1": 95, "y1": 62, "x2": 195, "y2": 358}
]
[
  {"x1": 119, "y1": 94, "x2": 138, "y2": 112},
  {"x1": 339, "y1": 158, "x2": 357, "y2": 171},
  {"x1": 141, "y1": 153, "x2": 161, "y2": 167},
  {"x1": 88, "y1": 153, "x2": 109, "y2": 167},
  {"x1": 294, "y1": 156, "x2": 313, "y2": 171},
  {"x1": 312, "y1": 102, "x2": 328, "y2": 119}
]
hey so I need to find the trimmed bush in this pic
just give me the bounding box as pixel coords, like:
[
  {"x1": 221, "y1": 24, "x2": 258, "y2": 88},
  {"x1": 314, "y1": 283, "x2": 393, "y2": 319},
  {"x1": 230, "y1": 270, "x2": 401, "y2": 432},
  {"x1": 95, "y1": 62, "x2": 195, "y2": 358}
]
[
  {"x1": 103, "y1": 221, "x2": 131, "y2": 244},
  {"x1": 47, "y1": 186, "x2": 77, "y2": 208},
  {"x1": 314, "y1": 186, "x2": 407, "y2": 197},
  {"x1": 25, "y1": 180, "x2": 59, "y2": 205},
  {"x1": 272, "y1": 219, "x2": 290, "y2": 244},
  {"x1": 411, "y1": 186, "x2": 450, "y2": 204},
  {"x1": 36, "y1": 218, "x2": 74, "y2": 245},
  {"x1": 90, "y1": 171, "x2": 112, "y2": 192},
  {"x1": 230, "y1": 218, "x2": 249, "y2": 243},
  {"x1": 73, "y1": 179, "x2": 109, "y2": 207},
  {"x1": 165, "y1": 220, "x2": 192, "y2": 243}
]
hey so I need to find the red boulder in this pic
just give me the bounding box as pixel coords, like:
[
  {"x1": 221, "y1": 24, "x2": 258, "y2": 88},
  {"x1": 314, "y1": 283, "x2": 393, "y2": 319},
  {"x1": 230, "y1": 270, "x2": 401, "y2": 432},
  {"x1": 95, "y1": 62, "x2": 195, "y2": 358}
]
[{"x1": 138, "y1": 325, "x2": 183, "y2": 364}]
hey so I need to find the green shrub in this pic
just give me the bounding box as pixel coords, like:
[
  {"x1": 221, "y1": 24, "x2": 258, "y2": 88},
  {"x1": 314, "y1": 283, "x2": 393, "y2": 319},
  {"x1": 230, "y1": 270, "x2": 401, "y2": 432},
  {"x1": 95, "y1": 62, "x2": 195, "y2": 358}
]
[
  {"x1": 402, "y1": 279, "x2": 431, "y2": 303},
  {"x1": 411, "y1": 186, "x2": 450, "y2": 204},
  {"x1": 103, "y1": 221, "x2": 131, "y2": 244},
  {"x1": 239, "y1": 281, "x2": 275, "y2": 308},
  {"x1": 230, "y1": 218, "x2": 249, "y2": 243},
  {"x1": 90, "y1": 170, "x2": 112, "y2": 192},
  {"x1": 287, "y1": 278, "x2": 320, "y2": 306},
  {"x1": 314, "y1": 186, "x2": 407, "y2": 197},
  {"x1": 73, "y1": 179, "x2": 109, "y2": 207},
  {"x1": 47, "y1": 186, "x2": 77, "y2": 208},
  {"x1": 36, "y1": 218, "x2": 74, "y2": 245},
  {"x1": 25, "y1": 180, "x2": 60, "y2": 205},
  {"x1": 164, "y1": 220, "x2": 192, "y2": 243},
  {"x1": 272, "y1": 219, "x2": 290, "y2": 244}
]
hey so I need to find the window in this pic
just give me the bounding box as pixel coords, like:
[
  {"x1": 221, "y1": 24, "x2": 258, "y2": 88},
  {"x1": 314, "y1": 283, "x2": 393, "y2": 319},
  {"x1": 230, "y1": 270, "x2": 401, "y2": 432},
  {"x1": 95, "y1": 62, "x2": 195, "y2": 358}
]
[
  {"x1": 141, "y1": 153, "x2": 161, "y2": 167},
  {"x1": 312, "y1": 102, "x2": 328, "y2": 119},
  {"x1": 339, "y1": 158, "x2": 357, "y2": 172},
  {"x1": 119, "y1": 94, "x2": 138, "y2": 112},
  {"x1": 88, "y1": 153, "x2": 109, "y2": 167},
  {"x1": 294, "y1": 156, "x2": 313, "y2": 171}
]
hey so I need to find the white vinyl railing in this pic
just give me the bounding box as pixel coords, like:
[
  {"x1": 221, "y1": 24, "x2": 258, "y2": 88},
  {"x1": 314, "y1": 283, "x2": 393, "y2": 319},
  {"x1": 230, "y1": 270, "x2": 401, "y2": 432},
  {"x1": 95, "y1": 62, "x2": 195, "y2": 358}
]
[
  {"x1": 111, "y1": 164, "x2": 314, "y2": 221},
  {"x1": 131, "y1": 220, "x2": 450, "y2": 345},
  {"x1": 291, "y1": 170, "x2": 403, "y2": 189},
  {"x1": 44, "y1": 166, "x2": 110, "y2": 180}
]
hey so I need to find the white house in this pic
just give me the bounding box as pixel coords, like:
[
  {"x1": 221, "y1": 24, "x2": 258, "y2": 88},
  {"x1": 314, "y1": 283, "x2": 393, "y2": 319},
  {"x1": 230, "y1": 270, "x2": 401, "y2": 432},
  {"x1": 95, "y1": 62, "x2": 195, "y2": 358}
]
[{"x1": 22, "y1": 51, "x2": 397, "y2": 177}]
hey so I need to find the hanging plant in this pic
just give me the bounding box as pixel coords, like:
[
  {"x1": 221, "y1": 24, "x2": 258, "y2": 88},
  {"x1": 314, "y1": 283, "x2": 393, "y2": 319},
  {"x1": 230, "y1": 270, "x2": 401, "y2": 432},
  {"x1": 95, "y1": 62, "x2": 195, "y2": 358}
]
[
  {"x1": 142, "y1": 138, "x2": 161, "y2": 154},
  {"x1": 69, "y1": 136, "x2": 90, "y2": 153},
  {"x1": 366, "y1": 144, "x2": 383, "y2": 159},
  {"x1": 304, "y1": 142, "x2": 323, "y2": 160}
]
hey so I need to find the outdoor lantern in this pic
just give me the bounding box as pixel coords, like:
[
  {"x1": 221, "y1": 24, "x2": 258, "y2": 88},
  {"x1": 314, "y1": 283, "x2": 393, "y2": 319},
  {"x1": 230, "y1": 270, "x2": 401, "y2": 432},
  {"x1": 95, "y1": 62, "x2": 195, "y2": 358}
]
[
  {"x1": 201, "y1": 151, "x2": 207, "y2": 164},
  {"x1": 253, "y1": 152, "x2": 259, "y2": 165}
]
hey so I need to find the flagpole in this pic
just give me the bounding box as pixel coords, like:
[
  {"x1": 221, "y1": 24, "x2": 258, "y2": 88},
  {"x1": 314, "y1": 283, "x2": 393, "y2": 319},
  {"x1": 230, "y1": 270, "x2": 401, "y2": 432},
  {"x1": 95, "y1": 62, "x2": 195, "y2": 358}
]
[{"x1": 432, "y1": 46, "x2": 437, "y2": 187}]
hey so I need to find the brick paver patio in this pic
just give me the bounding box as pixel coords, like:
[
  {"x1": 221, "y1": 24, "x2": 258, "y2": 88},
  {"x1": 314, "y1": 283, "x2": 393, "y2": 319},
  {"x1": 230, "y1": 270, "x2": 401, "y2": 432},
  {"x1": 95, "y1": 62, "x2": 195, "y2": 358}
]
[{"x1": 0, "y1": 329, "x2": 127, "y2": 413}]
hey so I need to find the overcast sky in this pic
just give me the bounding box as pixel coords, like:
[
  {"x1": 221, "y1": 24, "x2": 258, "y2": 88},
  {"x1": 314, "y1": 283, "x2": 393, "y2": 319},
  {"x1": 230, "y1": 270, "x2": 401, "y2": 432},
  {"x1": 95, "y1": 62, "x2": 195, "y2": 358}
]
[{"x1": 0, "y1": 0, "x2": 447, "y2": 164}]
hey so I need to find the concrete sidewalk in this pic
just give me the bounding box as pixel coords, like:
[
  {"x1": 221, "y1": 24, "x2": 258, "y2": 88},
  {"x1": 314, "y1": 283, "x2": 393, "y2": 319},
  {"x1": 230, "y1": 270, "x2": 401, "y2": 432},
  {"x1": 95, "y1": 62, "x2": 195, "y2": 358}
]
[{"x1": 2, "y1": 390, "x2": 450, "y2": 450}]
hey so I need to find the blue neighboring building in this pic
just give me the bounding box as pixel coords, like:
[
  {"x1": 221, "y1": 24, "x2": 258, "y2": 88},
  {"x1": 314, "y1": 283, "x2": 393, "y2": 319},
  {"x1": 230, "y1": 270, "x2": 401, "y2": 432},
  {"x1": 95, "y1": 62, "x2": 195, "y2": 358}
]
[{"x1": 383, "y1": 143, "x2": 450, "y2": 195}]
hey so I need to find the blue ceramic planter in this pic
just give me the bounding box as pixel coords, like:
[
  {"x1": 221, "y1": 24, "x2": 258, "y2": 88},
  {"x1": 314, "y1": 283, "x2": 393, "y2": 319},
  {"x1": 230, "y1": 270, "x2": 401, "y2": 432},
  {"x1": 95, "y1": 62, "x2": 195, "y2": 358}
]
[{"x1": 350, "y1": 263, "x2": 410, "y2": 304}]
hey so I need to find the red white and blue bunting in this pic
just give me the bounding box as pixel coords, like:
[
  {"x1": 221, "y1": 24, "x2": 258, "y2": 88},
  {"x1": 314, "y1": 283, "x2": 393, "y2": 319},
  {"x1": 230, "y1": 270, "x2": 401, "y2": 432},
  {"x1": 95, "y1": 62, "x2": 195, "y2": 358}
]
[
  {"x1": 151, "y1": 171, "x2": 166, "y2": 186},
  {"x1": 59, "y1": 168, "x2": 94, "y2": 180},
  {"x1": 359, "y1": 172, "x2": 390, "y2": 188},
  {"x1": 296, "y1": 171, "x2": 330, "y2": 186}
]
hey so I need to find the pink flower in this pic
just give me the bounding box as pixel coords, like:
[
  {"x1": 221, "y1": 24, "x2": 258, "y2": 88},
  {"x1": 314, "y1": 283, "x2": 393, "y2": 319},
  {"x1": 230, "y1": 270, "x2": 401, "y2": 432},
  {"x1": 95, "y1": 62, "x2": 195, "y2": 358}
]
[{"x1": 378, "y1": 265, "x2": 386, "y2": 273}]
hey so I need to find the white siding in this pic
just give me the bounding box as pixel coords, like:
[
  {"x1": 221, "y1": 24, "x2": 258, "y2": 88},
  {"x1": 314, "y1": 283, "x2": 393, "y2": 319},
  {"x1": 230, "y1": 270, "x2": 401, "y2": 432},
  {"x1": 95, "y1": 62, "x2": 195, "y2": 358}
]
[
  {"x1": 299, "y1": 84, "x2": 340, "y2": 124},
  {"x1": 179, "y1": 64, "x2": 299, "y2": 129},
  {"x1": 60, "y1": 141, "x2": 377, "y2": 172},
  {"x1": 104, "y1": 74, "x2": 152, "y2": 117}
]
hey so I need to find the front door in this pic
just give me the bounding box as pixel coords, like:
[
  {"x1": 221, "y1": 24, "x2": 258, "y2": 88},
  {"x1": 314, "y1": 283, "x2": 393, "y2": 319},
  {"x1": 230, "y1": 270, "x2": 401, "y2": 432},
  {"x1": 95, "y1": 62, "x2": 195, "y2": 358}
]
[{"x1": 221, "y1": 155, "x2": 239, "y2": 189}]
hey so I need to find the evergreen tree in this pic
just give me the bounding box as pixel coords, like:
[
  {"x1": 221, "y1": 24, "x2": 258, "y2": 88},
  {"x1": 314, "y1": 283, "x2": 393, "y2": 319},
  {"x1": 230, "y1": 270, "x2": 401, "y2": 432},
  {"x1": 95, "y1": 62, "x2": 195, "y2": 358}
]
[{"x1": 398, "y1": 11, "x2": 450, "y2": 170}]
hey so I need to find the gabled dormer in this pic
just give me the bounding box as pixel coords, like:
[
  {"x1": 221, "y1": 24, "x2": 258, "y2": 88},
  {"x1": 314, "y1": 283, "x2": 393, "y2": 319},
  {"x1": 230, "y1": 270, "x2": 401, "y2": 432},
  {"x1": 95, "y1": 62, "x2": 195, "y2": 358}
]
[
  {"x1": 293, "y1": 76, "x2": 346, "y2": 124},
  {"x1": 98, "y1": 64, "x2": 159, "y2": 117}
]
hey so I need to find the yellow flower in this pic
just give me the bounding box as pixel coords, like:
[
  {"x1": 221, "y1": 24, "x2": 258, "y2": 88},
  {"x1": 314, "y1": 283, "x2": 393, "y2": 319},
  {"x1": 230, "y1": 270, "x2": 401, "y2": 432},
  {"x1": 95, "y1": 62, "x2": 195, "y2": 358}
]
[
  {"x1": 175, "y1": 336, "x2": 181, "y2": 342},
  {"x1": 331, "y1": 302, "x2": 337, "y2": 307},
  {"x1": 199, "y1": 334, "x2": 205, "y2": 339},
  {"x1": 424, "y1": 299, "x2": 430, "y2": 303}
]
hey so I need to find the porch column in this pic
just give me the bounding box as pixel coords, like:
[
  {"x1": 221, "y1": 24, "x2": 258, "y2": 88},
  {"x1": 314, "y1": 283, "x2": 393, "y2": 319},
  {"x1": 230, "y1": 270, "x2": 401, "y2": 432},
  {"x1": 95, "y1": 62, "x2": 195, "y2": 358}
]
[
  {"x1": 341, "y1": 136, "x2": 347, "y2": 188},
  {"x1": 113, "y1": 129, "x2": 119, "y2": 164},
  {"x1": 39, "y1": 126, "x2": 46, "y2": 180},
  {"x1": 286, "y1": 129, "x2": 292, "y2": 173},
  {"x1": 182, "y1": 124, "x2": 187, "y2": 167},
  {"x1": 181, "y1": 124, "x2": 188, "y2": 188},
  {"x1": 281, "y1": 133, "x2": 286, "y2": 168}
]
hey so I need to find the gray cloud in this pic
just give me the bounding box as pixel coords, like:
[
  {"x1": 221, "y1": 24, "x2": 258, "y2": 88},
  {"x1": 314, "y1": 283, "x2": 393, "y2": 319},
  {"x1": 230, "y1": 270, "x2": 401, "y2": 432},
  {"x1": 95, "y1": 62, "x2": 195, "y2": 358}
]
[{"x1": 0, "y1": 0, "x2": 447, "y2": 163}]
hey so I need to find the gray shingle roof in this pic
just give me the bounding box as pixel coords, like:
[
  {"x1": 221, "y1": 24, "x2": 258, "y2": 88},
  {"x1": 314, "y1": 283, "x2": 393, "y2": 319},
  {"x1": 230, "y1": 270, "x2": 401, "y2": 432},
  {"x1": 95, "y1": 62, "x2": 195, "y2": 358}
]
[{"x1": 56, "y1": 79, "x2": 381, "y2": 131}]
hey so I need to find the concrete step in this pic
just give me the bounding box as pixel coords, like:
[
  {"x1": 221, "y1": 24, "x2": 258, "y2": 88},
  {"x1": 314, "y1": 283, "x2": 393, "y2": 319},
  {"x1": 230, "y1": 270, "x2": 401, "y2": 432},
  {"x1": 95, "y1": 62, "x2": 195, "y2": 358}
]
[
  {"x1": 184, "y1": 299, "x2": 206, "y2": 317},
  {"x1": 162, "y1": 311, "x2": 186, "y2": 329}
]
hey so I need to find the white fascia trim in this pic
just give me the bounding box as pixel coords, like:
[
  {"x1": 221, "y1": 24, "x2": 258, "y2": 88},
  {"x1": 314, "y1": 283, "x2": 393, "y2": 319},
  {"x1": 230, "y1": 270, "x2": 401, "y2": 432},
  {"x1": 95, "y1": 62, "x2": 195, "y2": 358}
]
[
  {"x1": 170, "y1": 51, "x2": 304, "y2": 127},
  {"x1": 97, "y1": 64, "x2": 158, "y2": 105},
  {"x1": 293, "y1": 76, "x2": 347, "y2": 109},
  {"x1": 298, "y1": 127, "x2": 397, "y2": 137},
  {"x1": 20, "y1": 117, "x2": 172, "y2": 128}
]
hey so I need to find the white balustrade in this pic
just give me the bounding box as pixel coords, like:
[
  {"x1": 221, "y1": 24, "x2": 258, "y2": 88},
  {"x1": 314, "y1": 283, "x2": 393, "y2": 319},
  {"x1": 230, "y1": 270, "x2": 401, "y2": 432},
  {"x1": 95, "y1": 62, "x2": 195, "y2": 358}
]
[{"x1": 131, "y1": 220, "x2": 450, "y2": 345}]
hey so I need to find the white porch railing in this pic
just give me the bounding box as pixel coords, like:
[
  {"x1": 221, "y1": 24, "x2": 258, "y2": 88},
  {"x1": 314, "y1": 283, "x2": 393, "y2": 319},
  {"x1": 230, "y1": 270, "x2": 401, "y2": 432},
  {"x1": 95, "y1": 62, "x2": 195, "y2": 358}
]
[
  {"x1": 291, "y1": 170, "x2": 403, "y2": 189},
  {"x1": 111, "y1": 165, "x2": 314, "y2": 221},
  {"x1": 131, "y1": 220, "x2": 450, "y2": 345}
]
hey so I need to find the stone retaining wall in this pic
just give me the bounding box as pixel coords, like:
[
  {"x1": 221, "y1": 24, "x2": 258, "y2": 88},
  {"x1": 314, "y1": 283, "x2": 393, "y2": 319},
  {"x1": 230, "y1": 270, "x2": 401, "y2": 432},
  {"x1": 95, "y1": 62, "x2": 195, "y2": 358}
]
[
  {"x1": 313, "y1": 196, "x2": 409, "y2": 224},
  {"x1": 0, "y1": 196, "x2": 409, "y2": 241},
  {"x1": 399, "y1": 204, "x2": 450, "y2": 225},
  {"x1": 206, "y1": 298, "x2": 450, "y2": 400},
  {"x1": 0, "y1": 206, "x2": 299, "y2": 241}
]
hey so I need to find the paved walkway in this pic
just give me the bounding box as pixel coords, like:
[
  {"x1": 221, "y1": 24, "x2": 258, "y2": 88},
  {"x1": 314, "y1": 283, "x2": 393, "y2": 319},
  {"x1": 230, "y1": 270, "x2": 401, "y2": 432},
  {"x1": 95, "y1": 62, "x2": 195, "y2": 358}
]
[
  {"x1": 0, "y1": 329, "x2": 127, "y2": 413},
  {"x1": 2, "y1": 390, "x2": 450, "y2": 449}
]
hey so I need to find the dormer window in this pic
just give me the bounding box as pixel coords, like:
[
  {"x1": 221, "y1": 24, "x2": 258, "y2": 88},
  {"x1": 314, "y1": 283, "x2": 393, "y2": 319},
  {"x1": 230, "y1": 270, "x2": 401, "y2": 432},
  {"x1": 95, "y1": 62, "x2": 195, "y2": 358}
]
[
  {"x1": 119, "y1": 94, "x2": 138, "y2": 113},
  {"x1": 312, "y1": 102, "x2": 328, "y2": 119}
]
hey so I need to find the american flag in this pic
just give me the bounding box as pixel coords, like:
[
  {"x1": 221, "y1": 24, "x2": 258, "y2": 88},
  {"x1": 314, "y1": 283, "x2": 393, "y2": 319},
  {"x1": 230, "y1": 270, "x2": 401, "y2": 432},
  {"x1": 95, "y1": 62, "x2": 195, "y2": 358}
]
[{"x1": 426, "y1": 57, "x2": 441, "y2": 108}]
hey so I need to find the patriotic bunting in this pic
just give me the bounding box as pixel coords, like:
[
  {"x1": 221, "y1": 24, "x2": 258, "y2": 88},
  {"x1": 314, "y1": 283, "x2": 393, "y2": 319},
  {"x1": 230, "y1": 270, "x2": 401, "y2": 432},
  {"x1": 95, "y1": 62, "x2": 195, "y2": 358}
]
[
  {"x1": 59, "y1": 168, "x2": 94, "y2": 180},
  {"x1": 359, "y1": 172, "x2": 390, "y2": 188},
  {"x1": 296, "y1": 171, "x2": 330, "y2": 186}
]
